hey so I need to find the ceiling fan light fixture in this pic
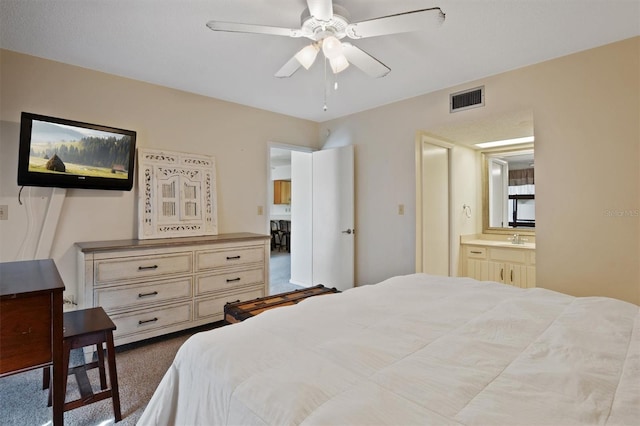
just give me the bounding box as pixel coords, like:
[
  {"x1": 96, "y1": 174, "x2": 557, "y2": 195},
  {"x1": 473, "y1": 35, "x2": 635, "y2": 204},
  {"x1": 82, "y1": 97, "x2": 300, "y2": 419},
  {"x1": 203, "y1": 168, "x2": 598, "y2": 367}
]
[
  {"x1": 208, "y1": 3, "x2": 446, "y2": 84},
  {"x1": 322, "y1": 35, "x2": 343, "y2": 59},
  {"x1": 329, "y1": 54, "x2": 349, "y2": 74},
  {"x1": 294, "y1": 44, "x2": 320, "y2": 69}
]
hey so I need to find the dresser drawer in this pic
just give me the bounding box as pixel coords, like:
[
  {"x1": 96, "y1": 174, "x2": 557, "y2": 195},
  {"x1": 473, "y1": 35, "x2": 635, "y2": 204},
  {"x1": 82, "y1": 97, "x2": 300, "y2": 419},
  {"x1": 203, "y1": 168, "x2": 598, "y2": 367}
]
[
  {"x1": 465, "y1": 246, "x2": 487, "y2": 259},
  {"x1": 196, "y1": 268, "x2": 264, "y2": 296},
  {"x1": 195, "y1": 288, "x2": 265, "y2": 320},
  {"x1": 95, "y1": 278, "x2": 193, "y2": 312},
  {"x1": 196, "y1": 246, "x2": 264, "y2": 271},
  {"x1": 110, "y1": 302, "x2": 192, "y2": 339},
  {"x1": 95, "y1": 252, "x2": 193, "y2": 284}
]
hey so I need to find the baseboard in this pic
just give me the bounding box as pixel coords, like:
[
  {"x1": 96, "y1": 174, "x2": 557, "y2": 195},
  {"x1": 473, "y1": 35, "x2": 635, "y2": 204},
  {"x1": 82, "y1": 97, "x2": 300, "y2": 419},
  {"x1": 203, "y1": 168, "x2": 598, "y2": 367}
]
[{"x1": 288, "y1": 279, "x2": 312, "y2": 288}]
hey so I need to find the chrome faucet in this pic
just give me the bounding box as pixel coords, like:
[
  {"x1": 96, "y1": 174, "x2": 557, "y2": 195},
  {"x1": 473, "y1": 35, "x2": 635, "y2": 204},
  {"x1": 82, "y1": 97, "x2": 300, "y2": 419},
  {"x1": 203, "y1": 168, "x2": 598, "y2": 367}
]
[{"x1": 508, "y1": 233, "x2": 528, "y2": 245}]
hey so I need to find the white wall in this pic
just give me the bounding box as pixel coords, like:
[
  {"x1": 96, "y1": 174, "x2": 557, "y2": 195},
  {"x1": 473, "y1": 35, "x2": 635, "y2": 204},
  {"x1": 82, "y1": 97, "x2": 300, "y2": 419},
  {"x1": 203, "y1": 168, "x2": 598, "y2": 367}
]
[
  {"x1": 450, "y1": 145, "x2": 481, "y2": 275},
  {"x1": 271, "y1": 165, "x2": 291, "y2": 180},
  {"x1": 0, "y1": 49, "x2": 319, "y2": 302},
  {"x1": 320, "y1": 38, "x2": 639, "y2": 304},
  {"x1": 1, "y1": 38, "x2": 638, "y2": 305}
]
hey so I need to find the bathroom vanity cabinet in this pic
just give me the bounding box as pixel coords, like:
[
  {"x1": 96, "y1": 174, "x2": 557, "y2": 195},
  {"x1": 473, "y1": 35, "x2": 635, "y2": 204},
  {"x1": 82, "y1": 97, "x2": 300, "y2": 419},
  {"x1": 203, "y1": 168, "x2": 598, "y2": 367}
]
[{"x1": 461, "y1": 240, "x2": 535, "y2": 288}]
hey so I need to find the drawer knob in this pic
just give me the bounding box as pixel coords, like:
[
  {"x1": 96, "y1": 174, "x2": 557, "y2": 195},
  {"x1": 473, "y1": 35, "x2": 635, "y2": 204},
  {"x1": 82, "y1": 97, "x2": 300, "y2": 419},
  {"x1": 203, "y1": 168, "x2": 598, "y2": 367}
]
[
  {"x1": 138, "y1": 317, "x2": 158, "y2": 325},
  {"x1": 226, "y1": 256, "x2": 241, "y2": 260},
  {"x1": 138, "y1": 291, "x2": 159, "y2": 298},
  {"x1": 138, "y1": 265, "x2": 159, "y2": 271},
  {"x1": 470, "y1": 251, "x2": 482, "y2": 254},
  {"x1": 226, "y1": 277, "x2": 241, "y2": 283}
]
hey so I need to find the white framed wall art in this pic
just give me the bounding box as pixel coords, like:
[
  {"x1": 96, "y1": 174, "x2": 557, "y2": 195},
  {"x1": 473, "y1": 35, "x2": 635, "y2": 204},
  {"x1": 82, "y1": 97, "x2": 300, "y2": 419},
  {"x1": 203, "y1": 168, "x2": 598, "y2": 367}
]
[{"x1": 137, "y1": 148, "x2": 218, "y2": 239}]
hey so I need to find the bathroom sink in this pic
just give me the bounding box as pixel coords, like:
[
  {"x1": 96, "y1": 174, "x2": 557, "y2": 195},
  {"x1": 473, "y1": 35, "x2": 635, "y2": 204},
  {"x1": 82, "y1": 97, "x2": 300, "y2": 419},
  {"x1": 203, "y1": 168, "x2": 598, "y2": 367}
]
[
  {"x1": 463, "y1": 239, "x2": 535, "y2": 249},
  {"x1": 492, "y1": 241, "x2": 535, "y2": 249}
]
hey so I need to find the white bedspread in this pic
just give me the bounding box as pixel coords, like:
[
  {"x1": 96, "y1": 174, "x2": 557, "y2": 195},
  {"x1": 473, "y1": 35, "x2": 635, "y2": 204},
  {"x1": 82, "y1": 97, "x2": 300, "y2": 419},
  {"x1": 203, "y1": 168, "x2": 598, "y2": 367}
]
[{"x1": 138, "y1": 274, "x2": 640, "y2": 425}]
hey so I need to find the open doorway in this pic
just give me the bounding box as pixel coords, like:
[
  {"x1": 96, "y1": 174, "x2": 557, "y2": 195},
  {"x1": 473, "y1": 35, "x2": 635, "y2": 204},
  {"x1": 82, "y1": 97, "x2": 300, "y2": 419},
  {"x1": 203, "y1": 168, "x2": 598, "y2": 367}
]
[
  {"x1": 415, "y1": 133, "x2": 453, "y2": 276},
  {"x1": 267, "y1": 143, "x2": 355, "y2": 294},
  {"x1": 268, "y1": 144, "x2": 309, "y2": 295}
]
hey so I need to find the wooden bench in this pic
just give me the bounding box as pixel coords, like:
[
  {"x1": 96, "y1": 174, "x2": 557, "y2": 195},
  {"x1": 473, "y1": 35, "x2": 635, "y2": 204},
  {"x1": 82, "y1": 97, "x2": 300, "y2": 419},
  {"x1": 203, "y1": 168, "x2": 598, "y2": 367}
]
[{"x1": 225, "y1": 284, "x2": 339, "y2": 323}]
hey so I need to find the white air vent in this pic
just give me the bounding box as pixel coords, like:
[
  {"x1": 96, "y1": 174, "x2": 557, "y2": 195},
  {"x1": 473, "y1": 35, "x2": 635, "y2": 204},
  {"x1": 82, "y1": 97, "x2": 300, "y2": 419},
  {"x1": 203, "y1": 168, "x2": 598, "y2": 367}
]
[{"x1": 450, "y1": 86, "x2": 484, "y2": 113}]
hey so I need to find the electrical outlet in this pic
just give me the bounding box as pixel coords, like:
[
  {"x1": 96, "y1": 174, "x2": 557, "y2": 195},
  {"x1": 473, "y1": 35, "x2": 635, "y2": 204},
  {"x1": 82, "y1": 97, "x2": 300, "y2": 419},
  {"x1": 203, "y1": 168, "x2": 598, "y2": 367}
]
[
  {"x1": 0, "y1": 205, "x2": 8, "y2": 220},
  {"x1": 257, "y1": 206, "x2": 264, "y2": 216},
  {"x1": 398, "y1": 204, "x2": 405, "y2": 215}
]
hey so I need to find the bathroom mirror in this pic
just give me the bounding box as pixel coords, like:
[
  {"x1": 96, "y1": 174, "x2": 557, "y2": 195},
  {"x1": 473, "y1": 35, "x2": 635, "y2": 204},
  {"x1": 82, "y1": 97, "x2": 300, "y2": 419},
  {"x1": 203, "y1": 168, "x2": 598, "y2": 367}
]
[{"x1": 482, "y1": 147, "x2": 535, "y2": 234}]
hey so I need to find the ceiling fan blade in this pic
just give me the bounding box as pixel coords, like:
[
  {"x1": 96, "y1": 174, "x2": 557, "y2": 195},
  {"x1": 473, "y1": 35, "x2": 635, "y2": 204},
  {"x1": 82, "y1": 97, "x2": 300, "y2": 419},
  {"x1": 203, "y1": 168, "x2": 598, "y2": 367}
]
[
  {"x1": 306, "y1": 0, "x2": 333, "y2": 21},
  {"x1": 206, "y1": 21, "x2": 304, "y2": 38},
  {"x1": 275, "y1": 55, "x2": 303, "y2": 78},
  {"x1": 342, "y1": 43, "x2": 390, "y2": 78},
  {"x1": 345, "y1": 7, "x2": 445, "y2": 39}
]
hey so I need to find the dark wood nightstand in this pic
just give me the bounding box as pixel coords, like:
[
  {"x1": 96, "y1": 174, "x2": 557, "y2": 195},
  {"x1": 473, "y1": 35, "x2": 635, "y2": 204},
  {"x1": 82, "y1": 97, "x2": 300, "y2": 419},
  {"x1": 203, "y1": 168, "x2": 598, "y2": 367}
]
[{"x1": 0, "y1": 259, "x2": 65, "y2": 426}]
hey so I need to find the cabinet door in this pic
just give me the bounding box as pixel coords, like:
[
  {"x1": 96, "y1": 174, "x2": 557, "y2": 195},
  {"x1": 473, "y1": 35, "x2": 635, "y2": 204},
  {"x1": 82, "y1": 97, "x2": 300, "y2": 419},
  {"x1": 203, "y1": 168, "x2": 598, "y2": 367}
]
[
  {"x1": 488, "y1": 261, "x2": 506, "y2": 283},
  {"x1": 282, "y1": 181, "x2": 291, "y2": 204},
  {"x1": 466, "y1": 259, "x2": 489, "y2": 281},
  {"x1": 462, "y1": 246, "x2": 487, "y2": 280},
  {"x1": 274, "y1": 181, "x2": 282, "y2": 204},
  {"x1": 526, "y1": 266, "x2": 536, "y2": 288},
  {"x1": 507, "y1": 264, "x2": 527, "y2": 288},
  {"x1": 274, "y1": 180, "x2": 291, "y2": 204}
]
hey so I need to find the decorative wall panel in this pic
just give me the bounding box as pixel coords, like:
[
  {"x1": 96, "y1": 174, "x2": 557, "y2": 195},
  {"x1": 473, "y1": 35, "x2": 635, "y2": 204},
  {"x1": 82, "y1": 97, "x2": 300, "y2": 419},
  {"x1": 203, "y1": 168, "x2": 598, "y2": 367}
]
[{"x1": 138, "y1": 148, "x2": 218, "y2": 239}]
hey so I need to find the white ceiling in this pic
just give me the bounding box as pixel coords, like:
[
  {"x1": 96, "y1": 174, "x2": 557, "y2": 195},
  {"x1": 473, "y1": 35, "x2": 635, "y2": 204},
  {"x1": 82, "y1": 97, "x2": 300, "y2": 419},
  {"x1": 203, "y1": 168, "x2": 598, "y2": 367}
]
[{"x1": 1, "y1": 0, "x2": 638, "y2": 123}]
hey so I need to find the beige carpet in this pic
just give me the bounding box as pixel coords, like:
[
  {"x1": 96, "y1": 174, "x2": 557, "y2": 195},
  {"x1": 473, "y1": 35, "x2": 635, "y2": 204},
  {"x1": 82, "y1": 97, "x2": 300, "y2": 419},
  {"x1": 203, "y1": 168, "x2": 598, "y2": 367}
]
[{"x1": 0, "y1": 322, "x2": 224, "y2": 426}]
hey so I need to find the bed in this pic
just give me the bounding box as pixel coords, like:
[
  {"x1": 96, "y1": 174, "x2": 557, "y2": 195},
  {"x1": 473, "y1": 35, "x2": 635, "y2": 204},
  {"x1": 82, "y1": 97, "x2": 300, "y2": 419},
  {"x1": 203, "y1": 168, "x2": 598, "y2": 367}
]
[{"x1": 138, "y1": 274, "x2": 639, "y2": 425}]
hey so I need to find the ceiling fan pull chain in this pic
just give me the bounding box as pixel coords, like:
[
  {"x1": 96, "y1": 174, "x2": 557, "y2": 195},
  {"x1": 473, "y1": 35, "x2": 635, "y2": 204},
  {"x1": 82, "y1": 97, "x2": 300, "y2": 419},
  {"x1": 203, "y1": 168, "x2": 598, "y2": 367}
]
[{"x1": 323, "y1": 57, "x2": 328, "y2": 111}]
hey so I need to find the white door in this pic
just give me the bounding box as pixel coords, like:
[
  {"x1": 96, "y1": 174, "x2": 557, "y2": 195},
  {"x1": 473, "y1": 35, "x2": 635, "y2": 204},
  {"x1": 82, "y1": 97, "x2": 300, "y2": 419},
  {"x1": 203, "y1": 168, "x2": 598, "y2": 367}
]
[
  {"x1": 290, "y1": 151, "x2": 313, "y2": 286},
  {"x1": 312, "y1": 146, "x2": 355, "y2": 291}
]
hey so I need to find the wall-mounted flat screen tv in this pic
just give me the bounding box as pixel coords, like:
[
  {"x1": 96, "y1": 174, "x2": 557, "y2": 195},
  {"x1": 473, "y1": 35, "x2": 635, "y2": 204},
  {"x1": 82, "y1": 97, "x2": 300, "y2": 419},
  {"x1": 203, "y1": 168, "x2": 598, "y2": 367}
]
[{"x1": 17, "y1": 112, "x2": 137, "y2": 191}]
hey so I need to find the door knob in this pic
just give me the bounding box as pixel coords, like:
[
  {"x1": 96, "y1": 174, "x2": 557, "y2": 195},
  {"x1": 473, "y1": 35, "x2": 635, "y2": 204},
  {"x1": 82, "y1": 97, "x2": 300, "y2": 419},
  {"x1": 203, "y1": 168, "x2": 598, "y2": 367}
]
[{"x1": 342, "y1": 229, "x2": 354, "y2": 234}]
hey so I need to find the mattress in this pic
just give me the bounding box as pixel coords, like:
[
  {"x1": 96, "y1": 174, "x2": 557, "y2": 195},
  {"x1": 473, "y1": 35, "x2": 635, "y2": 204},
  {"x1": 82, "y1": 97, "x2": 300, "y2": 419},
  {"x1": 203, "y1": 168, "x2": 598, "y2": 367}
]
[{"x1": 138, "y1": 274, "x2": 640, "y2": 425}]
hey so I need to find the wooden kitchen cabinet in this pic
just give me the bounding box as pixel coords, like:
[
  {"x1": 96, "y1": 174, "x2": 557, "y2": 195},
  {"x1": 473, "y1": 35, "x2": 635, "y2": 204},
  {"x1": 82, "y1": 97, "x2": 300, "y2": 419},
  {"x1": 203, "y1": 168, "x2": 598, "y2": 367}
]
[{"x1": 274, "y1": 180, "x2": 291, "y2": 204}]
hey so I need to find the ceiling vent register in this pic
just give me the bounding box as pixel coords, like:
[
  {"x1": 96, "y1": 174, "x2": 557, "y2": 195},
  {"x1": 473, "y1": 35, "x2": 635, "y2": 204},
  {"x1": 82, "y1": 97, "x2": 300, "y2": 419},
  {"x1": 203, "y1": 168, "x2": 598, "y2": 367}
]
[{"x1": 450, "y1": 86, "x2": 485, "y2": 113}]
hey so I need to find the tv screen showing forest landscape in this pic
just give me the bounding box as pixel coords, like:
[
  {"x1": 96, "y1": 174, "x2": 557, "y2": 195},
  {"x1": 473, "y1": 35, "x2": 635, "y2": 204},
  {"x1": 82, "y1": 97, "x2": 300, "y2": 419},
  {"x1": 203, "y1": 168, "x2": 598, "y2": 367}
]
[{"x1": 17, "y1": 112, "x2": 137, "y2": 191}]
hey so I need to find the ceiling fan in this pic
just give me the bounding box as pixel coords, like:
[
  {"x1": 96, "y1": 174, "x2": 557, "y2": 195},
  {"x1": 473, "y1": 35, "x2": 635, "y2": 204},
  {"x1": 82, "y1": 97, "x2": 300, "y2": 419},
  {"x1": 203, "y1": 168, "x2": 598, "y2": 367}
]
[{"x1": 206, "y1": 0, "x2": 445, "y2": 79}]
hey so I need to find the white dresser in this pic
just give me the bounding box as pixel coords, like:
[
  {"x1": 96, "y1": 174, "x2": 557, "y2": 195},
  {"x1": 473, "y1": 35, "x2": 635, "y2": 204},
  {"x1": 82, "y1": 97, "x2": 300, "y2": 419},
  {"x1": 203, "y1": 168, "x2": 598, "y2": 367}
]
[{"x1": 76, "y1": 233, "x2": 269, "y2": 346}]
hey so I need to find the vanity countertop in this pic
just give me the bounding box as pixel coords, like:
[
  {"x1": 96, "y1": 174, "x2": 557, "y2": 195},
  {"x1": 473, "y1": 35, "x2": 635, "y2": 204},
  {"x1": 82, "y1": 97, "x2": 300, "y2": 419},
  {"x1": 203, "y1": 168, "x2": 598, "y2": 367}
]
[{"x1": 462, "y1": 239, "x2": 535, "y2": 250}]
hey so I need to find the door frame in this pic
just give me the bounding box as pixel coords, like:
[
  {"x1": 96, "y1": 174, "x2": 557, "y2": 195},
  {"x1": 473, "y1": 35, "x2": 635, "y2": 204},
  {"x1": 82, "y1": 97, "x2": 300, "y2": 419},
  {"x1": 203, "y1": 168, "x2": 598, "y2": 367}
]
[
  {"x1": 266, "y1": 142, "x2": 314, "y2": 290},
  {"x1": 266, "y1": 142, "x2": 355, "y2": 290},
  {"x1": 414, "y1": 132, "x2": 455, "y2": 276}
]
